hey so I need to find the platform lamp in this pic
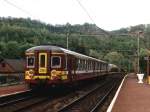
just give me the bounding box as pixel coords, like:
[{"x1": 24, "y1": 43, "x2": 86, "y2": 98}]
[
  {"x1": 136, "y1": 31, "x2": 144, "y2": 83},
  {"x1": 137, "y1": 31, "x2": 140, "y2": 74}
]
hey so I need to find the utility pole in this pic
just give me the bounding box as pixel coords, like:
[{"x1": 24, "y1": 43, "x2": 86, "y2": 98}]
[
  {"x1": 137, "y1": 31, "x2": 143, "y2": 74},
  {"x1": 137, "y1": 31, "x2": 140, "y2": 74},
  {"x1": 66, "y1": 23, "x2": 70, "y2": 50},
  {"x1": 66, "y1": 32, "x2": 69, "y2": 49}
]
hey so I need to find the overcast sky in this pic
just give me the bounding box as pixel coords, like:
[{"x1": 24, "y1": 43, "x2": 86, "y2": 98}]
[{"x1": 0, "y1": 0, "x2": 150, "y2": 31}]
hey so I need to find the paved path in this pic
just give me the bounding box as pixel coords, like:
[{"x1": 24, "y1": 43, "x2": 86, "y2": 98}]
[{"x1": 112, "y1": 74, "x2": 150, "y2": 112}]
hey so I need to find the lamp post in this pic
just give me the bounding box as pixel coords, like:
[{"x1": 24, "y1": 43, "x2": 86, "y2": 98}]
[
  {"x1": 137, "y1": 31, "x2": 143, "y2": 74},
  {"x1": 136, "y1": 31, "x2": 145, "y2": 83},
  {"x1": 137, "y1": 31, "x2": 140, "y2": 74}
]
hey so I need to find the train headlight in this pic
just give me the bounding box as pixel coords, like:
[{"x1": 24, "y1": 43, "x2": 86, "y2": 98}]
[
  {"x1": 25, "y1": 70, "x2": 34, "y2": 79},
  {"x1": 29, "y1": 69, "x2": 34, "y2": 75},
  {"x1": 51, "y1": 70, "x2": 57, "y2": 76}
]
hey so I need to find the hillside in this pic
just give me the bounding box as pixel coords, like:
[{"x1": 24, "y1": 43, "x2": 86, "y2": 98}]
[
  {"x1": 0, "y1": 17, "x2": 109, "y2": 57},
  {"x1": 0, "y1": 17, "x2": 150, "y2": 72}
]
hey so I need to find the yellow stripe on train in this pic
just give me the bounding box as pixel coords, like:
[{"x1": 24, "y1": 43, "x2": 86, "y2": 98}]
[{"x1": 33, "y1": 76, "x2": 50, "y2": 79}]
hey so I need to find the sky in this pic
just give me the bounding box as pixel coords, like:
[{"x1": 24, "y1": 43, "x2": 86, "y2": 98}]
[{"x1": 0, "y1": 0, "x2": 150, "y2": 31}]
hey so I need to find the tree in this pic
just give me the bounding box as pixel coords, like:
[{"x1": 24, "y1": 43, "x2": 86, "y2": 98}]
[
  {"x1": 19, "y1": 43, "x2": 34, "y2": 58},
  {"x1": 5, "y1": 41, "x2": 20, "y2": 58},
  {"x1": 139, "y1": 48, "x2": 150, "y2": 74},
  {"x1": 0, "y1": 42, "x2": 6, "y2": 58},
  {"x1": 104, "y1": 52, "x2": 124, "y2": 67}
]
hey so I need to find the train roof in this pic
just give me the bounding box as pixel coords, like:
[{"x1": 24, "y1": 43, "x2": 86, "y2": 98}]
[
  {"x1": 26, "y1": 45, "x2": 108, "y2": 64},
  {"x1": 26, "y1": 45, "x2": 63, "y2": 52}
]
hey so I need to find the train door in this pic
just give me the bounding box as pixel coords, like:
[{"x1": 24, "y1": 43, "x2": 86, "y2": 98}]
[
  {"x1": 67, "y1": 56, "x2": 73, "y2": 81},
  {"x1": 71, "y1": 57, "x2": 76, "y2": 81},
  {"x1": 38, "y1": 52, "x2": 48, "y2": 74}
]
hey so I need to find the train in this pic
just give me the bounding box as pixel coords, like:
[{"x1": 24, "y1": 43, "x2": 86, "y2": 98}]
[{"x1": 25, "y1": 45, "x2": 120, "y2": 88}]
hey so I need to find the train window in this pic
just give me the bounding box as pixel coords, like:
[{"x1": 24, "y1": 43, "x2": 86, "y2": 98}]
[
  {"x1": 27, "y1": 56, "x2": 35, "y2": 68},
  {"x1": 77, "y1": 59, "x2": 81, "y2": 70},
  {"x1": 88, "y1": 61, "x2": 91, "y2": 70},
  {"x1": 101, "y1": 64, "x2": 103, "y2": 70},
  {"x1": 95, "y1": 62, "x2": 97, "y2": 70},
  {"x1": 88, "y1": 61, "x2": 89, "y2": 70},
  {"x1": 87, "y1": 61, "x2": 89, "y2": 70},
  {"x1": 64, "y1": 56, "x2": 66, "y2": 69},
  {"x1": 90, "y1": 61, "x2": 92, "y2": 70},
  {"x1": 40, "y1": 55, "x2": 45, "y2": 67},
  {"x1": 84, "y1": 60, "x2": 86, "y2": 70},
  {"x1": 84, "y1": 60, "x2": 87, "y2": 70},
  {"x1": 81, "y1": 60, "x2": 84, "y2": 70},
  {"x1": 102, "y1": 64, "x2": 104, "y2": 70},
  {"x1": 99, "y1": 63, "x2": 101, "y2": 70},
  {"x1": 98, "y1": 63, "x2": 100, "y2": 70},
  {"x1": 91, "y1": 61, "x2": 93, "y2": 70},
  {"x1": 88, "y1": 60, "x2": 90, "y2": 70},
  {"x1": 51, "y1": 56, "x2": 61, "y2": 68}
]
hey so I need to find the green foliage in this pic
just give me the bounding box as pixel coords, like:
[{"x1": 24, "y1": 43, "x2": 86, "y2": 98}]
[
  {"x1": 104, "y1": 52, "x2": 124, "y2": 66},
  {"x1": 4, "y1": 41, "x2": 20, "y2": 58},
  {"x1": 1, "y1": 17, "x2": 150, "y2": 72}
]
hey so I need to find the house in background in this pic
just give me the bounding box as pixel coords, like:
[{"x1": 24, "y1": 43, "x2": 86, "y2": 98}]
[
  {"x1": 0, "y1": 59, "x2": 25, "y2": 84},
  {"x1": 0, "y1": 59, "x2": 25, "y2": 73}
]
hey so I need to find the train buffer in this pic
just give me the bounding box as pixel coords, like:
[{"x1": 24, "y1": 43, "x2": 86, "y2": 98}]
[{"x1": 107, "y1": 73, "x2": 150, "y2": 112}]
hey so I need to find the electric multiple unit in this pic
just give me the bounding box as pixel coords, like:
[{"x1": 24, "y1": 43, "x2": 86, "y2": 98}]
[{"x1": 25, "y1": 45, "x2": 110, "y2": 88}]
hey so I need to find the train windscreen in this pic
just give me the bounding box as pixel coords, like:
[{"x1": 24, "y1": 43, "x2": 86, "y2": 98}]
[
  {"x1": 27, "y1": 56, "x2": 35, "y2": 68},
  {"x1": 51, "y1": 56, "x2": 61, "y2": 68}
]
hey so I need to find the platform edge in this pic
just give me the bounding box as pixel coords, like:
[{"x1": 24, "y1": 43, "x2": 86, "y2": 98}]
[{"x1": 106, "y1": 74, "x2": 127, "y2": 112}]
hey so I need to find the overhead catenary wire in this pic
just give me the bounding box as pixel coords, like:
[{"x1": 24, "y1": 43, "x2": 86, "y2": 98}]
[
  {"x1": 75, "y1": 0, "x2": 96, "y2": 25},
  {"x1": 74, "y1": 0, "x2": 109, "y2": 35},
  {"x1": 3, "y1": 0, "x2": 34, "y2": 18}
]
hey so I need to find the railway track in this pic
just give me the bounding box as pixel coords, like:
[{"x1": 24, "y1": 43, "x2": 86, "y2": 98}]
[
  {"x1": 23, "y1": 80, "x2": 108, "y2": 112},
  {"x1": 0, "y1": 86, "x2": 73, "y2": 112},
  {"x1": 0, "y1": 74, "x2": 124, "y2": 112},
  {"x1": 0, "y1": 89, "x2": 32, "y2": 107},
  {"x1": 22, "y1": 75, "x2": 123, "y2": 112},
  {"x1": 57, "y1": 77, "x2": 123, "y2": 112}
]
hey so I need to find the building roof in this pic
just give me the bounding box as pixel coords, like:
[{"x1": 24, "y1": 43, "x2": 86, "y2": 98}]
[{"x1": 3, "y1": 59, "x2": 25, "y2": 73}]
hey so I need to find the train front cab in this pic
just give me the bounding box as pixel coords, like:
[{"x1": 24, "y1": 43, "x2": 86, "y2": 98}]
[{"x1": 25, "y1": 51, "x2": 69, "y2": 86}]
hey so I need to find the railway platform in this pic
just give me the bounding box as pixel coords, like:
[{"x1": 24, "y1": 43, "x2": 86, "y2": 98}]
[
  {"x1": 107, "y1": 73, "x2": 150, "y2": 112},
  {"x1": 0, "y1": 83, "x2": 28, "y2": 96}
]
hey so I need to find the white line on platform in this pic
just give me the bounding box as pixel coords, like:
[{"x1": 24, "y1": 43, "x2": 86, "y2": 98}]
[
  {"x1": 106, "y1": 74, "x2": 127, "y2": 112},
  {"x1": 0, "y1": 89, "x2": 31, "y2": 98}
]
